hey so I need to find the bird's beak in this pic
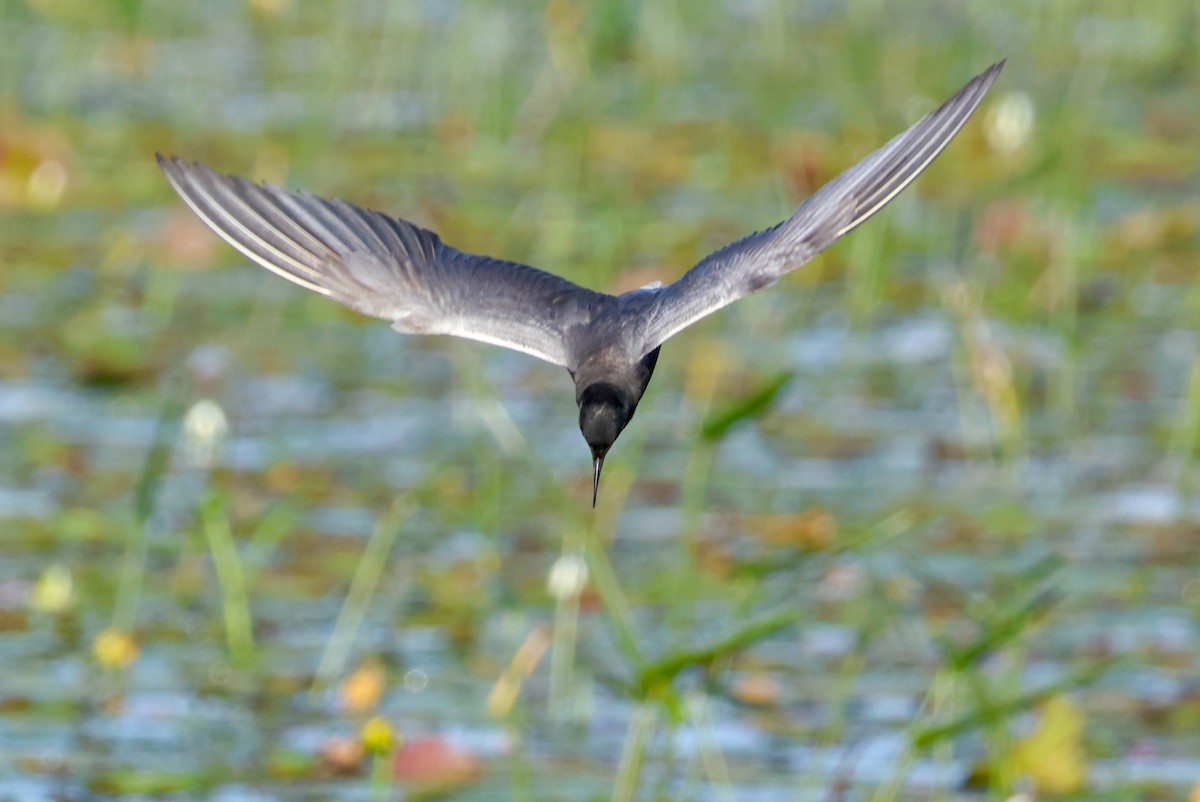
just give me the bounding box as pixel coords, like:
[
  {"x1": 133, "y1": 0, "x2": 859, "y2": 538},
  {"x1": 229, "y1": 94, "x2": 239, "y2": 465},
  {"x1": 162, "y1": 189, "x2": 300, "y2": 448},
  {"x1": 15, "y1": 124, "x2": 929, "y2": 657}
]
[{"x1": 592, "y1": 454, "x2": 605, "y2": 507}]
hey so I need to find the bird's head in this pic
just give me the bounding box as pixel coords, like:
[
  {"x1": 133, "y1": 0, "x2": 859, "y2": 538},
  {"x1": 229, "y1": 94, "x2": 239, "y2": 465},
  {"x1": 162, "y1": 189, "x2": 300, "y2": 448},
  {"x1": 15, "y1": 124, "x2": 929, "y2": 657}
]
[{"x1": 578, "y1": 383, "x2": 636, "y2": 506}]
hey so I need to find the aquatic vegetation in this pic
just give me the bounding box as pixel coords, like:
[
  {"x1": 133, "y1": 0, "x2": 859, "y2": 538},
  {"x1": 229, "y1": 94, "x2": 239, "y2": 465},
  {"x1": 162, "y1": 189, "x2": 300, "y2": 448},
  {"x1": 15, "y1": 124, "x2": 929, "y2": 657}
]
[{"x1": 1, "y1": 1, "x2": 1198, "y2": 800}]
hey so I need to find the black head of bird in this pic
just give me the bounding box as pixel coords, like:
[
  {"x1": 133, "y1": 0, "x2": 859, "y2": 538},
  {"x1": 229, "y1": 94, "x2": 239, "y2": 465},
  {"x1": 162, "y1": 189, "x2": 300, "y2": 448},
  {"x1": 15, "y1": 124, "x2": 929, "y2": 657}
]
[
  {"x1": 157, "y1": 60, "x2": 1004, "y2": 506},
  {"x1": 578, "y1": 383, "x2": 635, "y2": 505}
]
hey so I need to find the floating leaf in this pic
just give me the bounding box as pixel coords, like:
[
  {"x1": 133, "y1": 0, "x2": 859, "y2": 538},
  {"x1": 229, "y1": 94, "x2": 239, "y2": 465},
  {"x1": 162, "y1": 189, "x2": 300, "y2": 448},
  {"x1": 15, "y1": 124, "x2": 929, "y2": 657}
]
[
  {"x1": 392, "y1": 737, "x2": 482, "y2": 789},
  {"x1": 743, "y1": 507, "x2": 837, "y2": 550},
  {"x1": 1009, "y1": 695, "x2": 1088, "y2": 794},
  {"x1": 91, "y1": 768, "x2": 205, "y2": 795},
  {"x1": 318, "y1": 736, "x2": 364, "y2": 775},
  {"x1": 732, "y1": 672, "x2": 781, "y2": 707},
  {"x1": 248, "y1": 0, "x2": 291, "y2": 15}
]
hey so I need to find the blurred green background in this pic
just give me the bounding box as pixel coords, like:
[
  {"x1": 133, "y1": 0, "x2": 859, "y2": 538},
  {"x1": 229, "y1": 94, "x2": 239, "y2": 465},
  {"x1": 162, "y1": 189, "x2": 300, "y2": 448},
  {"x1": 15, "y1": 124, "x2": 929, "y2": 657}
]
[{"x1": 1, "y1": 0, "x2": 1198, "y2": 799}]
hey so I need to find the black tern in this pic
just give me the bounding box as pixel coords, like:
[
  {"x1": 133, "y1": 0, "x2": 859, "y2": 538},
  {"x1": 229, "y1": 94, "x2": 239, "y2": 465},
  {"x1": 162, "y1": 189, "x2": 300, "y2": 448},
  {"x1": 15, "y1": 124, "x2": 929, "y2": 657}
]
[{"x1": 159, "y1": 61, "x2": 1002, "y2": 505}]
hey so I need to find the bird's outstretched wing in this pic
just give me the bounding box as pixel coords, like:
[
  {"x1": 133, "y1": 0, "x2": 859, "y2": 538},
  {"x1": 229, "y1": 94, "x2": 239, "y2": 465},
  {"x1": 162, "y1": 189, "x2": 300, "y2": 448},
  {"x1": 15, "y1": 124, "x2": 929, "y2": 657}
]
[
  {"x1": 158, "y1": 156, "x2": 608, "y2": 367},
  {"x1": 634, "y1": 60, "x2": 1004, "y2": 356}
]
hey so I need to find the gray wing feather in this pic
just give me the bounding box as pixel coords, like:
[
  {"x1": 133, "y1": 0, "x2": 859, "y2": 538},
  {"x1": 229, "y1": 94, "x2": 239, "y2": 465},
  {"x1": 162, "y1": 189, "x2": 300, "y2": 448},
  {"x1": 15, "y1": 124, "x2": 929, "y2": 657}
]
[
  {"x1": 635, "y1": 60, "x2": 1004, "y2": 355},
  {"x1": 158, "y1": 156, "x2": 608, "y2": 367}
]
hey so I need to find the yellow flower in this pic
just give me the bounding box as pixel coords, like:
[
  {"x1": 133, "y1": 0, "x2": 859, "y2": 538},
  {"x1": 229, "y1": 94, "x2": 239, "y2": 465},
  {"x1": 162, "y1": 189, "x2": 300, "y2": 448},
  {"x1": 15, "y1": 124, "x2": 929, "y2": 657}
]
[
  {"x1": 361, "y1": 717, "x2": 396, "y2": 755},
  {"x1": 30, "y1": 564, "x2": 74, "y2": 613},
  {"x1": 93, "y1": 628, "x2": 139, "y2": 669}
]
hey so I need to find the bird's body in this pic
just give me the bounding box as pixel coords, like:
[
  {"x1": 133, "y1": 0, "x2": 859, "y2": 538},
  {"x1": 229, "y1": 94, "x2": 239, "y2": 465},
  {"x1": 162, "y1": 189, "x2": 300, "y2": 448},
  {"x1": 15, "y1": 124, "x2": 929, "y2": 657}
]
[{"x1": 159, "y1": 61, "x2": 1004, "y2": 504}]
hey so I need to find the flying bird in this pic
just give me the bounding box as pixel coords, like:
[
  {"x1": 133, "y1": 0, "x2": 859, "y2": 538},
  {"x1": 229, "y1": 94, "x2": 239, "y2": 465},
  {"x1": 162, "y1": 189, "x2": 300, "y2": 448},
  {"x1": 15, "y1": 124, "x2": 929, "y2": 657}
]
[{"x1": 159, "y1": 60, "x2": 1003, "y2": 505}]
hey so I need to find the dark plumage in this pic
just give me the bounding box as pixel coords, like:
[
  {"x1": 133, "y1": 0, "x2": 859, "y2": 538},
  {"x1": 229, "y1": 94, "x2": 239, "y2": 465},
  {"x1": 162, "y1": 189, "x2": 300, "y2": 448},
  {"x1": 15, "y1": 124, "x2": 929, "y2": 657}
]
[{"x1": 159, "y1": 61, "x2": 1004, "y2": 505}]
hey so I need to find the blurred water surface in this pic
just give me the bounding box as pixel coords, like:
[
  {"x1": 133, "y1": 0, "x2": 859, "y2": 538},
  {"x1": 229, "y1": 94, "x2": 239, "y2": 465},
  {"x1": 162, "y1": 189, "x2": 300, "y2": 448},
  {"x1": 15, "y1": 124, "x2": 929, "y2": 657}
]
[{"x1": 1, "y1": 1, "x2": 1198, "y2": 799}]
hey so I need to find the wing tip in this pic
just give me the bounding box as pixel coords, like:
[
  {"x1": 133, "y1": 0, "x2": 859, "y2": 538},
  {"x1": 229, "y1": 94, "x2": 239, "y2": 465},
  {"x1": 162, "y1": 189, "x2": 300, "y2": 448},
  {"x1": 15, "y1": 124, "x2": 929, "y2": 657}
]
[
  {"x1": 912, "y1": 58, "x2": 1005, "y2": 146},
  {"x1": 156, "y1": 153, "x2": 219, "y2": 182},
  {"x1": 156, "y1": 153, "x2": 221, "y2": 198},
  {"x1": 155, "y1": 151, "x2": 182, "y2": 184},
  {"x1": 978, "y1": 58, "x2": 1006, "y2": 90}
]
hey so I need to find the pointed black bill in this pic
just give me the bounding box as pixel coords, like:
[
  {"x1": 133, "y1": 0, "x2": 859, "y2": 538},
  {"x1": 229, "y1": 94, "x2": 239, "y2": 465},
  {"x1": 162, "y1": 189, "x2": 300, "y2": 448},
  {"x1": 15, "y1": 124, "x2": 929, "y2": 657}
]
[{"x1": 592, "y1": 455, "x2": 604, "y2": 507}]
